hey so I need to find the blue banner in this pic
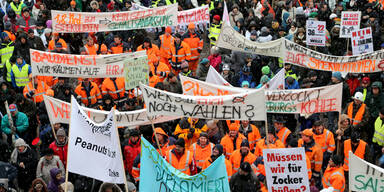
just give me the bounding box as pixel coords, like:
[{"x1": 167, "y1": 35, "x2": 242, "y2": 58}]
[{"x1": 139, "y1": 137, "x2": 230, "y2": 192}]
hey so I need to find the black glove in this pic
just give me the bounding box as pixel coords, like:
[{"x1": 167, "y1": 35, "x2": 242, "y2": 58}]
[
  {"x1": 197, "y1": 49, "x2": 202, "y2": 53},
  {"x1": 187, "y1": 132, "x2": 193, "y2": 139}
]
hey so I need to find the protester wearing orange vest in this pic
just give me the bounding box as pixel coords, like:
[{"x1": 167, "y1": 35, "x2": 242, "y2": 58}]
[
  {"x1": 202, "y1": 144, "x2": 233, "y2": 179},
  {"x1": 312, "y1": 120, "x2": 335, "y2": 171},
  {"x1": 230, "y1": 139, "x2": 257, "y2": 174},
  {"x1": 101, "y1": 77, "x2": 126, "y2": 106},
  {"x1": 238, "y1": 120, "x2": 261, "y2": 152},
  {"x1": 137, "y1": 38, "x2": 160, "y2": 58},
  {"x1": 322, "y1": 155, "x2": 345, "y2": 192},
  {"x1": 152, "y1": 127, "x2": 174, "y2": 156},
  {"x1": 273, "y1": 116, "x2": 292, "y2": 146},
  {"x1": 23, "y1": 75, "x2": 53, "y2": 103},
  {"x1": 189, "y1": 132, "x2": 214, "y2": 172},
  {"x1": 159, "y1": 26, "x2": 174, "y2": 66},
  {"x1": 170, "y1": 33, "x2": 191, "y2": 73},
  {"x1": 148, "y1": 55, "x2": 170, "y2": 82},
  {"x1": 254, "y1": 126, "x2": 285, "y2": 157},
  {"x1": 344, "y1": 91, "x2": 370, "y2": 141},
  {"x1": 299, "y1": 129, "x2": 323, "y2": 188},
  {"x1": 174, "y1": 117, "x2": 208, "y2": 149},
  {"x1": 182, "y1": 23, "x2": 203, "y2": 73},
  {"x1": 342, "y1": 132, "x2": 369, "y2": 172},
  {"x1": 48, "y1": 33, "x2": 68, "y2": 52},
  {"x1": 287, "y1": 139, "x2": 312, "y2": 180},
  {"x1": 109, "y1": 35, "x2": 130, "y2": 54},
  {"x1": 148, "y1": 72, "x2": 161, "y2": 87},
  {"x1": 220, "y1": 123, "x2": 246, "y2": 159},
  {"x1": 83, "y1": 36, "x2": 99, "y2": 55},
  {"x1": 166, "y1": 138, "x2": 197, "y2": 175},
  {"x1": 74, "y1": 78, "x2": 102, "y2": 107}
]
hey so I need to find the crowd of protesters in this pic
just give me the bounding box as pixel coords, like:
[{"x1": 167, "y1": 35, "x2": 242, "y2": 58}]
[{"x1": 0, "y1": 0, "x2": 384, "y2": 191}]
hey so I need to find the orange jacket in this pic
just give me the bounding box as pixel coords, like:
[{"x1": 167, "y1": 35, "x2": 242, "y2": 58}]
[
  {"x1": 239, "y1": 124, "x2": 261, "y2": 151},
  {"x1": 276, "y1": 127, "x2": 291, "y2": 146},
  {"x1": 149, "y1": 62, "x2": 170, "y2": 82},
  {"x1": 343, "y1": 139, "x2": 367, "y2": 171},
  {"x1": 36, "y1": 76, "x2": 57, "y2": 87},
  {"x1": 298, "y1": 139, "x2": 323, "y2": 173},
  {"x1": 182, "y1": 32, "x2": 203, "y2": 61},
  {"x1": 4, "y1": 31, "x2": 16, "y2": 42},
  {"x1": 230, "y1": 149, "x2": 257, "y2": 174},
  {"x1": 347, "y1": 102, "x2": 366, "y2": 125},
  {"x1": 166, "y1": 149, "x2": 195, "y2": 175},
  {"x1": 101, "y1": 77, "x2": 126, "y2": 102},
  {"x1": 149, "y1": 75, "x2": 161, "y2": 88},
  {"x1": 254, "y1": 138, "x2": 285, "y2": 157},
  {"x1": 23, "y1": 80, "x2": 53, "y2": 103},
  {"x1": 220, "y1": 133, "x2": 246, "y2": 159},
  {"x1": 48, "y1": 38, "x2": 68, "y2": 51},
  {"x1": 152, "y1": 127, "x2": 174, "y2": 156},
  {"x1": 322, "y1": 166, "x2": 345, "y2": 192},
  {"x1": 306, "y1": 154, "x2": 312, "y2": 179},
  {"x1": 174, "y1": 118, "x2": 208, "y2": 149},
  {"x1": 132, "y1": 160, "x2": 140, "y2": 183},
  {"x1": 75, "y1": 81, "x2": 102, "y2": 106},
  {"x1": 159, "y1": 34, "x2": 174, "y2": 60},
  {"x1": 137, "y1": 43, "x2": 160, "y2": 58},
  {"x1": 202, "y1": 156, "x2": 233, "y2": 179},
  {"x1": 313, "y1": 128, "x2": 336, "y2": 153},
  {"x1": 189, "y1": 142, "x2": 214, "y2": 169},
  {"x1": 170, "y1": 41, "x2": 191, "y2": 65},
  {"x1": 84, "y1": 44, "x2": 99, "y2": 55}
]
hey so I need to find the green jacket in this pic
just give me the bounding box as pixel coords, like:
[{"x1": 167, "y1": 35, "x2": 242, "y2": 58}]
[{"x1": 1, "y1": 111, "x2": 29, "y2": 135}]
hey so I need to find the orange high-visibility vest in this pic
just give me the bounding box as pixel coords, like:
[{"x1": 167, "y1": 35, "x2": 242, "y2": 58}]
[
  {"x1": 190, "y1": 142, "x2": 214, "y2": 169},
  {"x1": 166, "y1": 150, "x2": 194, "y2": 175},
  {"x1": 276, "y1": 127, "x2": 291, "y2": 146},
  {"x1": 343, "y1": 139, "x2": 367, "y2": 171},
  {"x1": 313, "y1": 129, "x2": 336, "y2": 153},
  {"x1": 230, "y1": 149, "x2": 257, "y2": 174},
  {"x1": 159, "y1": 34, "x2": 174, "y2": 60},
  {"x1": 220, "y1": 134, "x2": 246, "y2": 159},
  {"x1": 322, "y1": 166, "x2": 345, "y2": 192},
  {"x1": 347, "y1": 102, "x2": 366, "y2": 125}
]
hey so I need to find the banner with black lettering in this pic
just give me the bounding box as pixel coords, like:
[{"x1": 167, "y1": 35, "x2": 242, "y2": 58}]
[
  {"x1": 140, "y1": 83, "x2": 266, "y2": 120},
  {"x1": 349, "y1": 152, "x2": 384, "y2": 192},
  {"x1": 67, "y1": 96, "x2": 125, "y2": 183},
  {"x1": 43, "y1": 95, "x2": 180, "y2": 127},
  {"x1": 30, "y1": 49, "x2": 146, "y2": 78},
  {"x1": 140, "y1": 137, "x2": 230, "y2": 191},
  {"x1": 263, "y1": 148, "x2": 310, "y2": 192}
]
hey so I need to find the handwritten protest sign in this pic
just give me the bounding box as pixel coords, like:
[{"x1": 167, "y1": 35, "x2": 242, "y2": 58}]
[
  {"x1": 177, "y1": 5, "x2": 209, "y2": 30},
  {"x1": 140, "y1": 83, "x2": 266, "y2": 120},
  {"x1": 30, "y1": 49, "x2": 146, "y2": 78},
  {"x1": 306, "y1": 20, "x2": 326, "y2": 47},
  {"x1": 349, "y1": 152, "x2": 384, "y2": 192},
  {"x1": 351, "y1": 27, "x2": 374, "y2": 56},
  {"x1": 124, "y1": 56, "x2": 149, "y2": 90},
  {"x1": 181, "y1": 77, "x2": 342, "y2": 114},
  {"x1": 340, "y1": 11, "x2": 361, "y2": 38},
  {"x1": 216, "y1": 22, "x2": 283, "y2": 57},
  {"x1": 43, "y1": 95, "x2": 179, "y2": 127},
  {"x1": 140, "y1": 137, "x2": 230, "y2": 192},
  {"x1": 67, "y1": 97, "x2": 125, "y2": 183},
  {"x1": 283, "y1": 39, "x2": 384, "y2": 73},
  {"x1": 263, "y1": 148, "x2": 310, "y2": 192},
  {"x1": 52, "y1": 4, "x2": 178, "y2": 33}
]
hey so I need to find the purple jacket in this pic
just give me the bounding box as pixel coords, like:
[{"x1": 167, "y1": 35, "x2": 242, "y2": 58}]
[{"x1": 47, "y1": 168, "x2": 64, "y2": 192}]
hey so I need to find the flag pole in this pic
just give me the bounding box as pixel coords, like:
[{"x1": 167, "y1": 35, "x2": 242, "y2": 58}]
[
  {"x1": 113, "y1": 109, "x2": 129, "y2": 192},
  {"x1": 64, "y1": 97, "x2": 74, "y2": 192},
  {"x1": 149, "y1": 117, "x2": 163, "y2": 157}
]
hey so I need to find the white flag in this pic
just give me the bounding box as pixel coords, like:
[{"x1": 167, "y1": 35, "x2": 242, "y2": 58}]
[
  {"x1": 67, "y1": 96, "x2": 125, "y2": 183},
  {"x1": 205, "y1": 65, "x2": 232, "y2": 86},
  {"x1": 266, "y1": 68, "x2": 285, "y2": 90}
]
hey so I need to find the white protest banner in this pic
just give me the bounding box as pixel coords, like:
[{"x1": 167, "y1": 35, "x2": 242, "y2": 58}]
[
  {"x1": 43, "y1": 95, "x2": 179, "y2": 127},
  {"x1": 30, "y1": 49, "x2": 146, "y2": 78},
  {"x1": 177, "y1": 5, "x2": 209, "y2": 29},
  {"x1": 205, "y1": 65, "x2": 232, "y2": 86},
  {"x1": 223, "y1": 1, "x2": 230, "y2": 25},
  {"x1": 216, "y1": 22, "x2": 283, "y2": 57},
  {"x1": 283, "y1": 39, "x2": 384, "y2": 73},
  {"x1": 306, "y1": 20, "x2": 326, "y2": 47},
  {"x1": 263, "y1": 148, "x2": 310, "y2": 192},
  {"x1": 124, "y1": 55, "x2": 149, "y2": 90},
  {"x1": 351, "y1": 27, "x2": 374, "y2": 56},
  {"x1": 181, "y1": 77, "x2": 342, "y2": 114},
  {"x1": 67, "y1": 96, "x2": 125, "y2": 183},
  {"x1": 140, "y1": 83, "x2": 266, "y2": 120},
  {"x1": 52, "y1": 4, "x2": 178, "y2": 33},
  {"x1": 340, "y1": 11, "x2": 361, "y2": 38},
  {"x1": 266, "y1": 68, "x2": 285, "y2": 90},
  {"x1": 349, "y1": 152, "x2": 384, "y2": 192}
]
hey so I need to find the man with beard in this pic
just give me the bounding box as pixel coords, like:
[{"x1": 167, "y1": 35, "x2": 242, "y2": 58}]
[
  {"x1": 221, "y1": 123, "x2": 246, "y2": 159},
  {"x1": 229, "y1": 162, "x2": 260, "y2": 192},
  {"x1": 49, "y1": 128, "x2": 68, "y2": 167},
  {"x1": 202, "y1": 144, "x2": 232, "y2": 179},
  {"x1": 229, "y1": 140, "x2": 256, "y2": 174},
  {"x1": 189, "y1": 133, "x2": 214, "y2": 172},
  {"x1": 166, "y1": 138, "x2": 197, "y2": 175}
]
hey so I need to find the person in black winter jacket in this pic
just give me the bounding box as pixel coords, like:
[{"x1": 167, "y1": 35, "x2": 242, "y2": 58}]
[
  {"x1": 230, "y1": 162, "x2": 260, "y2": 192},
  {"x1": 27, "y1": 28, "x2": 45, "y2": 51},
  {"x1": 12, "y1": 32, "x2": 31, "y2": 64}
]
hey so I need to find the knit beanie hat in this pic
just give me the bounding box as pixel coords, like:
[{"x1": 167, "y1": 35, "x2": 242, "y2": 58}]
[
  {"x1": 260, "y1": 75, "x2": 270, "y2": 84},
  {"x1": 261, "y1": 66, "x2": 270, "y2": 75},
  {"x1": 56, "y1": 128, "x2": 66, "y2": 137},
  {"x1": 332, "y1": 72, "x2": 342, "y2": 81}
]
